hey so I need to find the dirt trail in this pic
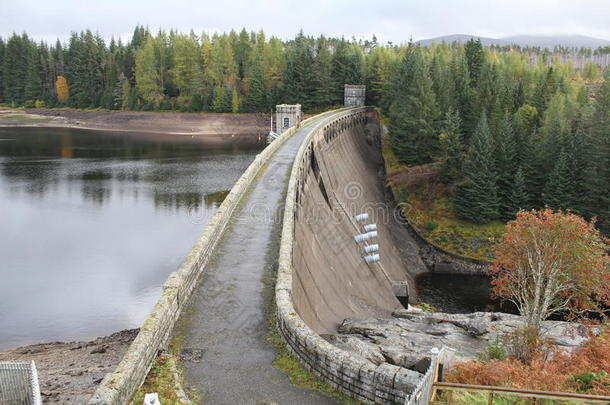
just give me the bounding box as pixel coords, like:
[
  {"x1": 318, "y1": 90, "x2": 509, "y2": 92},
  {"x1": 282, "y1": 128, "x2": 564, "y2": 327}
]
[{"x1": 172, "y1": 119, "x2": 338, "y2": 405}]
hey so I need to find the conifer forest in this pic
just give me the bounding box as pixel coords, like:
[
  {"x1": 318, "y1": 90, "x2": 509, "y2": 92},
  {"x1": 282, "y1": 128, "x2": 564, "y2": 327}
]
[{"x1": 1, "y1": 28, "x2": 608, "y2": 233}]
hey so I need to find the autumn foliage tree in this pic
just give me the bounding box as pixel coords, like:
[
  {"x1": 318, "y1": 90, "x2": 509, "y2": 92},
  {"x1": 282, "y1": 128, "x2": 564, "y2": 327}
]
[
  {"x1": 55, "y1": 75, "x2": 69, "y2": 103},
  {"x1": 489, "y1": 209, "x2": 610, "y2": 333}
]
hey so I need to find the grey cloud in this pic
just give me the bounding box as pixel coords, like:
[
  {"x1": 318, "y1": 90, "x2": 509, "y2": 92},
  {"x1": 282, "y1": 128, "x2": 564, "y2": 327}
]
[{"x1": 1, "y1": 0, "x2": 609, "y2": 43}]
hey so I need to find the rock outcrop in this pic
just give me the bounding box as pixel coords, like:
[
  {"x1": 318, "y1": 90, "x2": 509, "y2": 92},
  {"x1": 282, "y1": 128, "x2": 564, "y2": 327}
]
[{"x1": 327, "y1": 311, "x2": 593, "y2": 372}]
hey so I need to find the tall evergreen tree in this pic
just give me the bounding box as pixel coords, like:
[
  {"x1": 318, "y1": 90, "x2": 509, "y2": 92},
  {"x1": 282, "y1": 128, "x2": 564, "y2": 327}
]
[
  {"x1": 388, "y1": 46, "x2": 439, "y2": 165},
  {"x1": 312, "y1": 36, "x2": 334, "y2": 109},
  {"x1": 494, "y1": 111, "x2": 518, "y2": 220},
  {"x1": 453, "y1": 112, "x2": 500, "y2": 223},
  {"x1": 505, "y1": 167, "x2": 530, "y2": 218},
  {"x1": 464, "y1": 38, "x2": 484, "y2": 84},
  {"x1": 582, "y1": 74, "x2": 610, "y2": 233},
  {"x1": 543, "y1": 149, "x2": 575, "y2": 210},
  {"x1": 135, "y1": 34, "x2": 163, "y2": 106},
  {"x1": 438, "y1": 108, "x2": 464, "y2": 183}
]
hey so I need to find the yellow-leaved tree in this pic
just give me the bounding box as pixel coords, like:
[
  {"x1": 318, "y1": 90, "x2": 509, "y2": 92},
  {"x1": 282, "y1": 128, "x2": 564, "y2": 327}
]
[{"x1": 55, "y1": 75, "x2": 69, "y2": 104}]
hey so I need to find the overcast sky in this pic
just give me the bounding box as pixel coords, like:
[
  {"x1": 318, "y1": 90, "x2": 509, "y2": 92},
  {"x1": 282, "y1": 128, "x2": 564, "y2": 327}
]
[{"x1": 2, "y1": 0, "x2": 609, "y2": 44}]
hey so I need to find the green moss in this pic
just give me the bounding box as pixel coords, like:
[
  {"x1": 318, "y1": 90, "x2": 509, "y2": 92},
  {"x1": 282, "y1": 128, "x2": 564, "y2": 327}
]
[
  {"x1": 267, "y1": 309, "x2": 362, "y2": 405},
  {"x1": 416, "y1": 302, "x2": 437, "y2": 313},
  {"x1": 131, "y1": 355, "x2": 190, "y2": 405}
]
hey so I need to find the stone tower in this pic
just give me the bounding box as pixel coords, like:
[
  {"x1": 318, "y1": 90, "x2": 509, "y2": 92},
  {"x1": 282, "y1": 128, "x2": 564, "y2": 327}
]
[
  {"x1": 344, "y1": 84, "x2": 366, "y2": 107},
  {"x1": 275, "y1": 104, "x2": 302, "y2": 135}
]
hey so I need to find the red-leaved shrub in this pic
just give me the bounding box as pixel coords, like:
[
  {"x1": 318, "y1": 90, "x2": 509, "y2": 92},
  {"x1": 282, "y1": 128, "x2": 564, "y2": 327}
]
[{"x1": 447, "y1": 330, "x2": 610, "y2": 395}]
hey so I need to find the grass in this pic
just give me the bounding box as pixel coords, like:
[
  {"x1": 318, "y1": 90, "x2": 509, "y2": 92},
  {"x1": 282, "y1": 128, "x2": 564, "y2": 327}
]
[
  {"x1": 434, "y1": 391, "x2": 581, "y2": 405},
  {"x1": 131, "y1": 354, "x2": 190, "y2": 405},
  {"x1": 382, "y1": 131, "x2": 504, "y2": 261},
  {"x1": 266, "y1": 305, "x2": 362, "y2": 405}
]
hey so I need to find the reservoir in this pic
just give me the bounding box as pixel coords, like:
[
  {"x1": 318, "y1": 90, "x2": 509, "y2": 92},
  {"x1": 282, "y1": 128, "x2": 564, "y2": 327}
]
[{"x1": 0, "y1": 127, "x2": 261, "y2": 349}]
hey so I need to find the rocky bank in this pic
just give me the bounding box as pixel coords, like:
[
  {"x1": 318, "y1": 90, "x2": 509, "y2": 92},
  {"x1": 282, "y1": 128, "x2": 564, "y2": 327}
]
[{"x1": 327, "y1": 310, "x2": 592, "y2": 373}]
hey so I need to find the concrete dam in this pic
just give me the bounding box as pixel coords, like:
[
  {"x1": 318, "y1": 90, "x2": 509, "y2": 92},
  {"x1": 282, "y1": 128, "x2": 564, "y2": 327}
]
[
  {"x1": 290, "y1": 109, "x2": 427, "y2": 334},
  {"x1": 90, "y1": 106, "x2": 450, "y2": 405}
]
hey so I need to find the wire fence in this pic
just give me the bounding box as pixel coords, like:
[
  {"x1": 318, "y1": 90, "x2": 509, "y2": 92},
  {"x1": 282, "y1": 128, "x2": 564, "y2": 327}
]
[{"x1": 0, "y1": 361, "x2": 42, "y2": 405}]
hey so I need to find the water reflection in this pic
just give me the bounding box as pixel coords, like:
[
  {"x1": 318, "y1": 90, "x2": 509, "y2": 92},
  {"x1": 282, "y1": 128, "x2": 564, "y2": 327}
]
[{"x1": 0, "y1": 127, "x2": 261, "y2": 349}]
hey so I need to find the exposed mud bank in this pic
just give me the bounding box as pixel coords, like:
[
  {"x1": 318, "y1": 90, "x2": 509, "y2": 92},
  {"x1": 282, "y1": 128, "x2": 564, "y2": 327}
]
[
  {"x1": 0, "y1": 108, "x2": 269, "y2": 144},
  {"x1": 0, "y1": 329, "x2": 138, "y2": 404}
]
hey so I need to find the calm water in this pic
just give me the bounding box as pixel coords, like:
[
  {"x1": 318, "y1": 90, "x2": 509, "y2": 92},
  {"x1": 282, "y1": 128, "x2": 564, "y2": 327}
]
[
  {"x1": 416, "y1": 273, "x2": 495, "y2": 313},
  {"x1": 0, "y1": 127, "x2": 261, "y2": 349}
]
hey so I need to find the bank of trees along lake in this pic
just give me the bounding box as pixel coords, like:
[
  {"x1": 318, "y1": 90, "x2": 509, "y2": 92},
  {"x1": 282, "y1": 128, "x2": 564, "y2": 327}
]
[{"x1": 0, "y1": 28, "x2": 608, "y2": 236}]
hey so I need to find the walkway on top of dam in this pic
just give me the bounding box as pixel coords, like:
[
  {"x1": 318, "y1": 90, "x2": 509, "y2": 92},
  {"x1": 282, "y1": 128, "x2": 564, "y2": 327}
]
[{"x1": 172, "y1": 117, "x2": 338, "y2": 405}]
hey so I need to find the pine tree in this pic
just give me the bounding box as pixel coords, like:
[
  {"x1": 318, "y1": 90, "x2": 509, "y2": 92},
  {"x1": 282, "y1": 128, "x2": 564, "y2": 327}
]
[
  {"x1": 453, "y1": 112, "x2": 500, "y2": 223},
  {"x1": 449, "y1": 50, "x2": 477, "y2": 143},
  {"x1": 365, "y1": 47, "x2": 392, "y2": 107},
  {"x1": 464, "y1": 38, "x2": 484, "y2": 84},
  {"x1": 438, "y1": 108, "x2": 464, "y2": 183},
  {"x1": 331, "y1": 39, "x2": 364, "y2": 104},
  {"x1": 388, "y1": 46, "x2": 439, "y2": 165},
  {"x1": 312, "y1": 36, "x2": 334, "y2": 109},
  {"x1": 543, "y1": 149, "x2": 574, "y2": 210},
  {"x1": 135, "y1": 34, "x2": 163, "y2": 105},
  {"x1": 582, "y1": 74, "x2": 610, "y2": 233},
  {"x1": 494, "y1": 111, "x2": 518, "y2": 220},
  {"x1": 505, "y1": 167, "x2": 530, "y2": 219},
  {"x1": 281, "y1": 32, "x2": 315, "y2": 109},
  {"x1": 212, "y1": 86, "x2": 229, "y2": 112}
]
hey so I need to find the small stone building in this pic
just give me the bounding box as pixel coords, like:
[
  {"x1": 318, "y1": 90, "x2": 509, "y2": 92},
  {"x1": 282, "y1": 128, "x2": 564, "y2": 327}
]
[
  {"x1": 344, "y1": 84, "x2": 366, "y2": 107},
  {"x1": 275, "y1": 104, "x2": 302, "y2": 135}
]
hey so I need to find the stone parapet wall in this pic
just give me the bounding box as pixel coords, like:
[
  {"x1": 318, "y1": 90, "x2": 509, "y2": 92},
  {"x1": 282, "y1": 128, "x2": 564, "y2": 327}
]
[
  {"x1": 276, "y1": 107, "x2": 426, "y2": 404},
  {"x1": 88, "y1": 109, "x2": 342, "y2": 405}
]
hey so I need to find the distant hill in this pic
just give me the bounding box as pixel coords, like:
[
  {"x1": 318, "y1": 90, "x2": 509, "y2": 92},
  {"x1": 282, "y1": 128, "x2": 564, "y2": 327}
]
[
  {"x1": 502, "y1": 35, "x2": 610, "y2": 48},
  {"x1": 416, "y1": 34, "x2": 610, "y2": 49},
  {"x1": 417, "y1": 34, "x2": 509, "y2": 47}
]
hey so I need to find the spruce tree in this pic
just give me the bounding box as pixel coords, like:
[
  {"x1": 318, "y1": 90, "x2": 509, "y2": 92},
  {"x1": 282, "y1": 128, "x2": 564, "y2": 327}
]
[
  {"x1": 453, "y1": 112, "x2": 500, "y2": 223},
  {"x1": 464, "y1": 38, "x2": 484, "y2": 84},
  {"x1": 312, "y1": 36, "x2": 334, "y2": 109},
  {"x1": 449, "y1": 50, "x2": 477, "y2": 144},
  {"x1": 582, "y1": 74, "x2": 610, "y2": 233},
  {"x1": 438, "y1": 108, "x2": 464, "y2": 183},
  {"x1": 388, "y1": 46, "x2": 439, "y2": 165},
  {"x1": 505, "y1": 167, "x2": 530, "y2": 219},
  {"x1": 543, "y1": 149, "x2": 575, "y2": 210},
  {"x1": 494, "y1": 111, "x2": 518, "y2": 220}
]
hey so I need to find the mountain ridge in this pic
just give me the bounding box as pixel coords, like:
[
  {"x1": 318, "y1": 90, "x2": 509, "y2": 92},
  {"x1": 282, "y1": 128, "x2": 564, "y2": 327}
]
[{"x1": 416, "y1": 34, "x2": 610, "y2": 48}]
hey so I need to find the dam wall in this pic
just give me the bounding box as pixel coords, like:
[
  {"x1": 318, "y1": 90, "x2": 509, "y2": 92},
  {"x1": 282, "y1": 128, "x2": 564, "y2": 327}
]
[
  {"x1": 88, "y1": 110, "x2": 341, "y2": 405},
  {"x1": 276, "y1": 107, "x2": 429, "y2": 404}
]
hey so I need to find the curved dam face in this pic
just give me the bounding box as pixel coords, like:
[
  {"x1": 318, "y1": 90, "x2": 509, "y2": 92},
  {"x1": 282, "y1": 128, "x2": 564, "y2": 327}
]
[{"x1": 292, "y1": 110, "x2": 427, "y2": 334}]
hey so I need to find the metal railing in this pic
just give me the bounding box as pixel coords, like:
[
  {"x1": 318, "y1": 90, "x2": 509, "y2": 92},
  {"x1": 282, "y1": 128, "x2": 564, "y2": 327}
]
[
  {"x1": 406, "y1": 347, "x2": 456, "y2": 405},
  {"x1": 430, "y1": 382, "x2": 610, "y2": 405},
  {"x1": 0, "y1": 361, "x2": 42, "y2": 405}
]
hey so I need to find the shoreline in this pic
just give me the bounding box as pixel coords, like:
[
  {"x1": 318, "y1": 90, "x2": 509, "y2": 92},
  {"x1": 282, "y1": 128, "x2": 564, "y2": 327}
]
[
  {"x1": 0, "y1": 329, "x2": 138, "y2": 403},
  {"x1": 0, "y1": 107, "x2": 270, "y2": 140}
]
